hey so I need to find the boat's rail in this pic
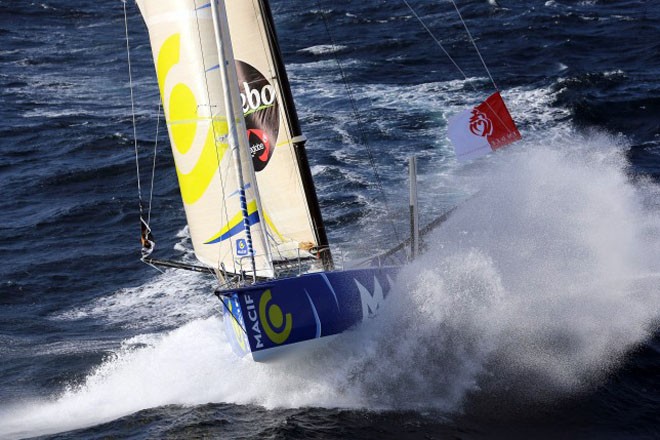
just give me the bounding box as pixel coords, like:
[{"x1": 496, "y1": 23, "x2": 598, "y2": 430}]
[
  {"x1": 233, "y1": 242, "x2": 398, "y2": 275},
  {"x1": 145, "y1": 239, "x2": 405, "y2": 291},
  {"x1": 231, "y1": 245, "x2": 340, "y2": 279}
]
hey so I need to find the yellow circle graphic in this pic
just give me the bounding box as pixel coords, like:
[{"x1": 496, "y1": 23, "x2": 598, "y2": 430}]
[{"x1": 259, "y1": 290, "x2": 292, "y2": 344}]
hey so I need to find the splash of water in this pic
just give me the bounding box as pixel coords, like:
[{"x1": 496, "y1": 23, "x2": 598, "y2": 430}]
[
  {"x1": 1, "y1": 133, "x2": 659, "y2": 438},
  {"x1": 350, "y1": 132, "x2": 660, "y2": 409}
]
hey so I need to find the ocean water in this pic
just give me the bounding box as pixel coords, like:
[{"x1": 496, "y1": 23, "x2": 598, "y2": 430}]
[{"x1": 1, "y1": 0, "x2": 659, "y2": 439}]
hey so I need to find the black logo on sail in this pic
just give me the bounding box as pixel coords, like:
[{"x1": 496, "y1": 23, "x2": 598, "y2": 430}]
[{"x1": 237, "y1": 61, "x2": 279, "y2": 172}]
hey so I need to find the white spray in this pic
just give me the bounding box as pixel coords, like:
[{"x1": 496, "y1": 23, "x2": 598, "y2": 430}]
[{"x1": 1, "y1": 132, "x2": 659, "y2": 438}]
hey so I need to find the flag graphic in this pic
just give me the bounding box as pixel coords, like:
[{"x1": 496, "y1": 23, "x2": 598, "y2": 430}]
[{"x1": 448, "y1": 91, "x2": 521, "y2": 161}]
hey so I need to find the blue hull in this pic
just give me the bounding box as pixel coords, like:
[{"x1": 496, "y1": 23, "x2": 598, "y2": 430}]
[{"x1": 219, "y1": 267, "x2": 397, "y2": 362}]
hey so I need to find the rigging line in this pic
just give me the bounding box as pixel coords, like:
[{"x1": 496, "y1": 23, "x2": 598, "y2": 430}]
[
  {"x1": 403, "y1": 1, "x2": 511, "y2": 128},
  {"x1": 315, "y1": 3, "x2": 402, "y2": 244},
  {"x1": 142, "y1": 258, "x2": 166, "y2": 274},
  {"x1": 193, "y1": 1, "x2": 235, "y2": 274},
  {"x1": 264, "y1": 0, "x2": 336, "y2": 270},
  {"x1": 402, "y1": 0, "x2": 480, "y2": 95},
  {"x1": 147, "y1": 101, "x2": 162, "y2": 225},
  {"x1": 449, "y1": 0, "x2": 498, "y2": 91},
  {"x1": 122, "y1": 0, "x2": 145, "y2": 215},
  {"x1": 254, "y1": 2, "x2": 312, "y2": 255}
]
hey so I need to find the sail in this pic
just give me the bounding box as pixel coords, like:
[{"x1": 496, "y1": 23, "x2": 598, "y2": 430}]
[
  {"x1": 136, "y1": 0, "x2": 322, "y2": 275},
  {"x1": 224, "y1": 0, "x2": 324, "y2": 260},
  {"x1": 136, "y1": 0, "x2": 267, "y2": 276},
  {"x1": 137, "y1": 0, "x2": 326, "y2": 276}
]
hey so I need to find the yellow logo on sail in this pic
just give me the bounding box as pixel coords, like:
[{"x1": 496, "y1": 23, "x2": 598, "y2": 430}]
[
  {"x1": 204, "y1": 198, "x2": 285, "y2": 245},
  {"x1": 259, "y1": 290, "x2": 292, "y2": 344},
  {"x1": 157, "y1": 33, "x2": 228, "y2": 205},
  {"x1": 204, "y1": 199, "x2": 260, "y2": 244}
]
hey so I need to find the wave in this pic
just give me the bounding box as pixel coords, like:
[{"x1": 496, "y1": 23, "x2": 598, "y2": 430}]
[
  {"x1": 2, "y1": 129, "x2": 659, "y2": 439},
  {"x1": 298, "y1": 44, "x2": 348, "y2": 56}
]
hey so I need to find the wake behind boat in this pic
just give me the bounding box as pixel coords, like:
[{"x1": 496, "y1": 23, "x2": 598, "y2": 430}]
[{"x1": 129, "y1": 0, "x2": 520, "y2": 362}]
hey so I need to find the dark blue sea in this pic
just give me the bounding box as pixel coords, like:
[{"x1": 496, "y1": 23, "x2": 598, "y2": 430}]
[{"x1": 1, "y1": 0, "x2": 659, "y2": 438}]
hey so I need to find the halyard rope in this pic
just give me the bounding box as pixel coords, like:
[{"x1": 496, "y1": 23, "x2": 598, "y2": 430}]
[
  {"x1": 402, "y1": 0, "x2": 498, "y2": 93},
  {"x1": 147, "y1": 102, "x2": 162, "y2": 225},
  {"x1": 450, "y1": 0, "x2": 498, "y2": 91},
  {"x1": 122, "y1": 0, "x2": 144, "y2": 215},
  {"x1": 314, "y1": 2, "x2": 403, "y2": 246},
  {"x1": 123, "y1": 0, "x2": 160, "y2": 256}
]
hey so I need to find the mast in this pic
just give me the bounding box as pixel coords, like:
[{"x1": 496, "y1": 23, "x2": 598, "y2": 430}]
[
  {"x1": 210, "y1": 0, "x2": 274, "y2": 279},
  {"x1": 257, "y1": 0, "x2": 334, "y2": 270}
]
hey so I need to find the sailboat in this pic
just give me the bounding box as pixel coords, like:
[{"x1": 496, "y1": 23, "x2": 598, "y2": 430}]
[
  {"x1": 134, "y1": 0, "x2": 397, "y2": 362},
  {"x1": 132, "y1": 0, "x2": 521, "y2": 362}
]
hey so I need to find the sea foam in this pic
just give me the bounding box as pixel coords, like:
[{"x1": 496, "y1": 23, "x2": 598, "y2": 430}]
[{"x1": 2, "y1": 131, "x2": 659, "y2": 439}]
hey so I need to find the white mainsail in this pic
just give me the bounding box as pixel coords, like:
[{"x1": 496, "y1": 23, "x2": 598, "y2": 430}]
[{"x1": 136, "y1": 0, "x2": 321, "y2": 276}]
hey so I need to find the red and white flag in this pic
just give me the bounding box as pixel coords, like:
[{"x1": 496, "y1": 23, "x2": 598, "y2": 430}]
[{"x1": 447, "y1": 91, "x2": 522, "y2": 162}]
